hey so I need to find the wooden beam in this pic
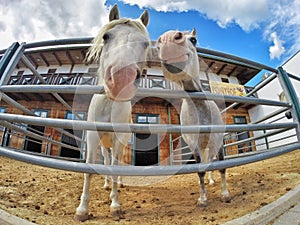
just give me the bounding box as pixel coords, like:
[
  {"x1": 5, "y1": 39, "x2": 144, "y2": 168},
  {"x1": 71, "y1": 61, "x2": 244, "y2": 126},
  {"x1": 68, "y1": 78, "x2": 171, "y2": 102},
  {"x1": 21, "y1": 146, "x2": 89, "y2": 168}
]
[
  {"x1": 28, "y1": 55, "x2": 38, "y2": 69},
  {"x1": 40, "y1": 52, "x2": 49, "y2": 67},
  {"x1": 52, "y1": 52, "x2": 62, "y2": 66},
  {"x1": 217, "y1": 63, "x2": 227, "y2": 75},
  {"x1": 66, "y1": 50, "x2": 74, "y2": 66},
  {"x1": 205, "y1": 61, "x2": 214, "y2": 73},
  {"x1": 80, "y1": 50, "x2": 86, "y2": 61},
  {"x1": 227, "y1": 66, "x2": 237, "y2": 77}
]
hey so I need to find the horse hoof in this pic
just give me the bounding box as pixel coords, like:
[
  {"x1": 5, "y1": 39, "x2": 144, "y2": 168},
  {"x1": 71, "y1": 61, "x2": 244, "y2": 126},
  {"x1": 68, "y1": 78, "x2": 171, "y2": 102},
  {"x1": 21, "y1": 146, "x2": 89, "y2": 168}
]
[
  {"x1": 222, "y1": 196, "x2": 231, "y2": 203},
  {"x1": 74, "y1": 213, "x2": 89, "y2": 222},
  {"x1": 104, "y1": 185, "x2": 110, "y2": 191},
  {"x1": 111, "y1": 208, "x2": 125, "y2": 220},
  {"x1": 197, "y1": 201, "x2": 207, "y2": 207}
]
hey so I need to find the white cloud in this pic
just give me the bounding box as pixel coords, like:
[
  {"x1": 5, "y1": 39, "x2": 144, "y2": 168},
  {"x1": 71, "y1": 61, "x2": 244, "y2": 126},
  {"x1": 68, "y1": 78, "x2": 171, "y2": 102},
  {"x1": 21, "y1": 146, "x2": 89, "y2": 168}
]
[
  {"x1": 265, "y1": 0, "x2": 300, "y2": 59},
  {"x1": 121, "y1": 0, "x2": 269, "y2": 31},
  {"x1": 0, "y1": 0, "x2": 108, "y2": 50},
  {"x1": 269, "y1": 32, "x2": 285, "y2": 60},
  {"x1": 122, "y1": 0, "x2": 300, "y2": 60}
]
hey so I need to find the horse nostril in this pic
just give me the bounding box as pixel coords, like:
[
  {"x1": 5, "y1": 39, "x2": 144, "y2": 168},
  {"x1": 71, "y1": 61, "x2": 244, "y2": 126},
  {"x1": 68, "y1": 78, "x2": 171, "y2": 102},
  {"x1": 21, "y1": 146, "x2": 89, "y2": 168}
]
[
  {"x1": 136, "y1": 70, "x2": 141, "y2": 80},
  {"x1": 174, "y1": 32, "x2": 183, "y2": 41},
  {"x1": 135, "y1": 70, "x2": 141, "y2": 86}
]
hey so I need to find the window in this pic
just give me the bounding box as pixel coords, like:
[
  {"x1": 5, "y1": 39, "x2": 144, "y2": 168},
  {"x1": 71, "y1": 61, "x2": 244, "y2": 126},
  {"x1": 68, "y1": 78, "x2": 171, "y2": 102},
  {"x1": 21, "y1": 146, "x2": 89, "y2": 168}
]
[
  {"x1": 34, "y1": 110, "x2": 48, "y2": 118},
  {"x1": 233, "y1": 116, "x2": 247, "y2": 124},
  {"x1": 60, "y1": 111, "x2": 85, "y2": 159},
  {"x1": 17, "y1": 70, "x2": 24, "y2": 76},
  {"x1": 0, "y1": 107, "x2": 6, "y2": 113},
  {"x1": 23, "y1": 109, "x2": 49, "y2": 153},
  {"x1": 136, "y1": 114, "x2": 158, "y2": 124},
  {"x1": 221, "y1": 77, "x2": 229, "y2": 83},
  {"x1": 48, "y1": 68, "x2": 56, "y2": 74},
  {"x1": 233, "y1": 116, "x2": 252, "y2": 153},
  {"x1": 137, "y1": 116, "x2": 147, "y2": 123},
  {"x1": 88, "y1": 67, "x2": 98, "y2": 74}
]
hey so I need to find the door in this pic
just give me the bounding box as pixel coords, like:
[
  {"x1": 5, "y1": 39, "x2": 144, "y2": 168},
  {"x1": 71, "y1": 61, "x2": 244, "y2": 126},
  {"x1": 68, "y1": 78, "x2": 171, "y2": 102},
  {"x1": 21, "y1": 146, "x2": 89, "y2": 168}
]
[
  {"x1": 24, "y1": 125, "x2": 45, "y2": 153},
  {"x1": 60, "y1": 111, "x2": 85, "y2": 159},
  {"x1": 134, "y1": 114, "x2": 159, "y2": 166},
  {"x1": 135, "y1": 133, "x2": 159, "y2": 166},
  {"x1": 23, "y1": 110, "x2": 48, "y2": 153}
]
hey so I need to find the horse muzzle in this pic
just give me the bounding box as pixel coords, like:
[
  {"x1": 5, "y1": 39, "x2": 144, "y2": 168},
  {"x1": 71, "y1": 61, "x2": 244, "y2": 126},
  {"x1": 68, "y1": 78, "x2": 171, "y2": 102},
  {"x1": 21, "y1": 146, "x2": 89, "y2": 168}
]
[
  {"x1": 105, "y1": 65, "x2": 140, "y2": 101},
  {"x1": 162, "y1": 60, "x2": 188, "y2": 74}
]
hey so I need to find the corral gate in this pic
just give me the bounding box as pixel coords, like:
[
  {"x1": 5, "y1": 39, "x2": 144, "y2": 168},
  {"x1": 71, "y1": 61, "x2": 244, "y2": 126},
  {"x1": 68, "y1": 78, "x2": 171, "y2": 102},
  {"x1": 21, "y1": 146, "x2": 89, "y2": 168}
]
[{"x1": 0, "y1": 39, "x2": 299, "y2": 175}]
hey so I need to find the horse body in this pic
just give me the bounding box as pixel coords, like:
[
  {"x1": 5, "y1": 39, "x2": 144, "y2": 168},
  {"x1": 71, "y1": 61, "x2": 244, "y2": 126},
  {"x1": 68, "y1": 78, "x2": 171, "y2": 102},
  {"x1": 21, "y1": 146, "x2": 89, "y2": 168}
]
[
  {"x1": 157, "y1": 29, "x2": 231, "y2": 206},
  {"x1": 74, "y1": 5, "x2": 150, "y2": 221}
]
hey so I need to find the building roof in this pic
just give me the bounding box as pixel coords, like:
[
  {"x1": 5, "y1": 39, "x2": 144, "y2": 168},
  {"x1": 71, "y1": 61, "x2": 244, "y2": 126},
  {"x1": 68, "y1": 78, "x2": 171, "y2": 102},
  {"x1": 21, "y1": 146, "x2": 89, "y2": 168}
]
[{"x1": 0, "y1": 38, "x2": 262, "y2": 85}]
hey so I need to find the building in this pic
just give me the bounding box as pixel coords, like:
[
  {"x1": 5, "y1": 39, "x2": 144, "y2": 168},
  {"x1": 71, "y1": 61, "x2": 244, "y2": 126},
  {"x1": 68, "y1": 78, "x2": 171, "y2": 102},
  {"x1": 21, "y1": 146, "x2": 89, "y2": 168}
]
[
  {"x1": 249, "y1": 50, "x2": 300, "y2": 149},
  {"x1": 0, "y1": 38, "x2": 262, "y2": 166}
]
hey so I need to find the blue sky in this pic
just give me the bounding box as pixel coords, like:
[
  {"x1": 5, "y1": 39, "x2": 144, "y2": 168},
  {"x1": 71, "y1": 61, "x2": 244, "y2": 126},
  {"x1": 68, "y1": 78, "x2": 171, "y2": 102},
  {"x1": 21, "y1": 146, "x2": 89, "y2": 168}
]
[{"x1": 1, "y1": 0, "x2": 299, "y2": 86}]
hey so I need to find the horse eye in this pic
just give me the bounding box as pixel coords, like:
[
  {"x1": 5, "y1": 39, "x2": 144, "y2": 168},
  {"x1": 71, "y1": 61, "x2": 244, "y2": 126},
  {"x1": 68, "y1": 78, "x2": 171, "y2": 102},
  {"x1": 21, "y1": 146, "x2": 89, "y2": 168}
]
[
  {"x1": 189, "y1": 37, "x2": 197, "y2": 46},
  {"x1": 103, "y1": 33, "x2": 110, "y2": 42}
]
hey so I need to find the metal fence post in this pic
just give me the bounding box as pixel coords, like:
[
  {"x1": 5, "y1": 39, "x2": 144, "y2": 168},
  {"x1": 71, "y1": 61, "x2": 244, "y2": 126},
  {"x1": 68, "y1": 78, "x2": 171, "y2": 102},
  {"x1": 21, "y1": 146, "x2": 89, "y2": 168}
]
[
  {"x1": 277, "y1": 67, "x2": 300, "y2": 141},
  {"x1": 0, "y1": 43, "x2": 25, "y2": 85},
  {"x1": 0, "y1": 42, "x2": 20, "y2": 77}
]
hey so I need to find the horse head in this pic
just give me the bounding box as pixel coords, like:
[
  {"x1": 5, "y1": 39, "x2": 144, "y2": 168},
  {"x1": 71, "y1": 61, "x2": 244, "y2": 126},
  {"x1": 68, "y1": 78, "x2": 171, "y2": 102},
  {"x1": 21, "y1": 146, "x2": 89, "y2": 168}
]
[
  {"x1": 88, "y1": 4, "x2": 150, "y2": 101},
  {"x1": 157, "y1": 29, "x2": 202, "y2": 92}
]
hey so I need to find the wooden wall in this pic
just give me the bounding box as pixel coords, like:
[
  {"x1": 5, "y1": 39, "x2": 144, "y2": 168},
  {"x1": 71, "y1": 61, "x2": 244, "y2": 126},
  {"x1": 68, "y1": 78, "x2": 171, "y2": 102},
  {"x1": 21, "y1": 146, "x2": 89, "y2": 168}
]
[
  {"x1": 223, "y1": 107, "x2": 256, "y2": 155},
  {"x1": 0, "y1": 96, "x2": 255, "y2": 164}
]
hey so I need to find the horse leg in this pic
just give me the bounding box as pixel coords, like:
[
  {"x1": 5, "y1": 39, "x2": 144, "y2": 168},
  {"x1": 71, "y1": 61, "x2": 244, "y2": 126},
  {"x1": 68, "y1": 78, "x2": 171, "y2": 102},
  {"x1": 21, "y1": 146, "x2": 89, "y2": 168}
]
[
  {"x1": 207, "y1": 171, "x2": 215, "y2": 186},
  {"x1": 109, "y1": 141, "x2": 125, "y2": 219},
  {"x1": 74, "y1": 131, "x2": 99, "y2": 222},
  {"x1": 101, "y1": 147, "x2": 111, "y2": 190},
  {"x1": 102, "y1": 147, "x2": 124, "y2": 189},
  {"x1": 204, "y1": 148, "x2": 215, "y2": 185},
  {"x1": 193, "y1": 147, "x2": 207, "y2": 207},
  {"x1": 74, "y1": 173, "x2": 92, "y2": 222},
  {"x1": 218, "y1": 148, "x2": 231, "y2": 203},
  {"x1": 117, "y1": 153, "x2": 124, "y2": 188},
  {"x1": 118, "y1": 176, "x2": 124, "y2": 188},
  {"x1": 197, "y1": 171, "x2": 207, "y2": 207}
]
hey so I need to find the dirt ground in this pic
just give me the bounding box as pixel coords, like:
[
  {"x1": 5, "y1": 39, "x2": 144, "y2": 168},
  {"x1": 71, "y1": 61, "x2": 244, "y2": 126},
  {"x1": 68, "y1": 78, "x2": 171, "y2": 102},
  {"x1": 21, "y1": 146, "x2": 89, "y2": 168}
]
[{"x1": 1, "y1": 150, "x2": 300, "y2": 225}]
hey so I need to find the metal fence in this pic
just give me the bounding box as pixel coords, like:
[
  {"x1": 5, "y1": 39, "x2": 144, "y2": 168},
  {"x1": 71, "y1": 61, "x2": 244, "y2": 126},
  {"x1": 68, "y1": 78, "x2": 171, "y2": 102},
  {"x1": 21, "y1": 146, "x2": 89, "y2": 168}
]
[{"x1": 0, "y1": 39, "x2": 299, "y2": 176}]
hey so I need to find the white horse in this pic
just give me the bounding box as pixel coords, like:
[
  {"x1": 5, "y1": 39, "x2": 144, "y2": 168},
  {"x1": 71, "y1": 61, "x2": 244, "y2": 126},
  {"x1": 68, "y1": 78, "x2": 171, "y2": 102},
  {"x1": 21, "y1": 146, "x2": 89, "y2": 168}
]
[
  {"x1": 74, "y1": 5, "x2": 150, "y2": 221},
  {"x1": 157, "y1": 29, "x2": 231, "y2": 207}
]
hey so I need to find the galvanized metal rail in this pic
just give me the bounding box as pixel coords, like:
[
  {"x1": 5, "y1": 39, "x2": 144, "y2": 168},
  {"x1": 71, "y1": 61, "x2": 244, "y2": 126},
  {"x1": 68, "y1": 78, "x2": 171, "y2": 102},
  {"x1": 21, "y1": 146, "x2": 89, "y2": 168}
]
[{"x1": 1, "y1": 37, "x2": 300, "y2": 176}]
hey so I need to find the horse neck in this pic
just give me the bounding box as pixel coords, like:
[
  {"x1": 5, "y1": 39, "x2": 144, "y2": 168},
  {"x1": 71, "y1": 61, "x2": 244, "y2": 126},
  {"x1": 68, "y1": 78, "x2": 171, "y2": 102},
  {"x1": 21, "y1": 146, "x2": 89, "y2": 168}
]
[
  {"x1": 181, "y1": 71, "x2": 202, "y2": 92},
  {"x1": 108, "y1": 96, "x2": 132, "y2": 123},
  {"x1": 181, "y1": 55, "x2": 202, "y2": 92}
]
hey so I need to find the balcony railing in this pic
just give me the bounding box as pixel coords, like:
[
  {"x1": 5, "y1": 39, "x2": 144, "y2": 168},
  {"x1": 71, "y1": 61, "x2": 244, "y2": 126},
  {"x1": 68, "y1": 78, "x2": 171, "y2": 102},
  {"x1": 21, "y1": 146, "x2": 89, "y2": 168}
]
[
  {"x1": 8, "y1": 73, "x2": 98, "y2": 86},
  {"x1": 7, "y1": 73, "x2": 257, "y2": 98}
]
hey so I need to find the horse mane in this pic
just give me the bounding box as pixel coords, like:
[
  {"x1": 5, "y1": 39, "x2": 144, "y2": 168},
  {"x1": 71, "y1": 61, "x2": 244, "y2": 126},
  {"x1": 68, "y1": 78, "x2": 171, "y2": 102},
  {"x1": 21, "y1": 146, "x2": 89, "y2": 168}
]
[{"x1": 86, "y1": 18, "x2": 149, "y2": 63}]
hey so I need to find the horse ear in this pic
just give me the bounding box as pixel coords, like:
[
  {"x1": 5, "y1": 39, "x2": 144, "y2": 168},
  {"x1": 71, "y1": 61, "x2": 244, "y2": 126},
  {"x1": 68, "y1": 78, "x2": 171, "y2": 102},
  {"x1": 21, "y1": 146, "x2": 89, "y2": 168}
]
[
  {"x1": 139, "y1": 10, "x2": 149, "y2": 27},
  {"x1": 109, "y1": 4, "x2": 120, "y2": 21},
  {"x1": 191, "y1": 28, "x2": 197, "y2": 36}
]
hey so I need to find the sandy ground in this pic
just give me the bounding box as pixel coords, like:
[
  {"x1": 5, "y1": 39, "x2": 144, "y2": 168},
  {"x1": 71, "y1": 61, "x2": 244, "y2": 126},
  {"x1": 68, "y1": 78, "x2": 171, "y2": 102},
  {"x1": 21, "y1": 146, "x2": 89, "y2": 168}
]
[{"x1": 1, "y1": 150, "x2": 300, "y2": 225}]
